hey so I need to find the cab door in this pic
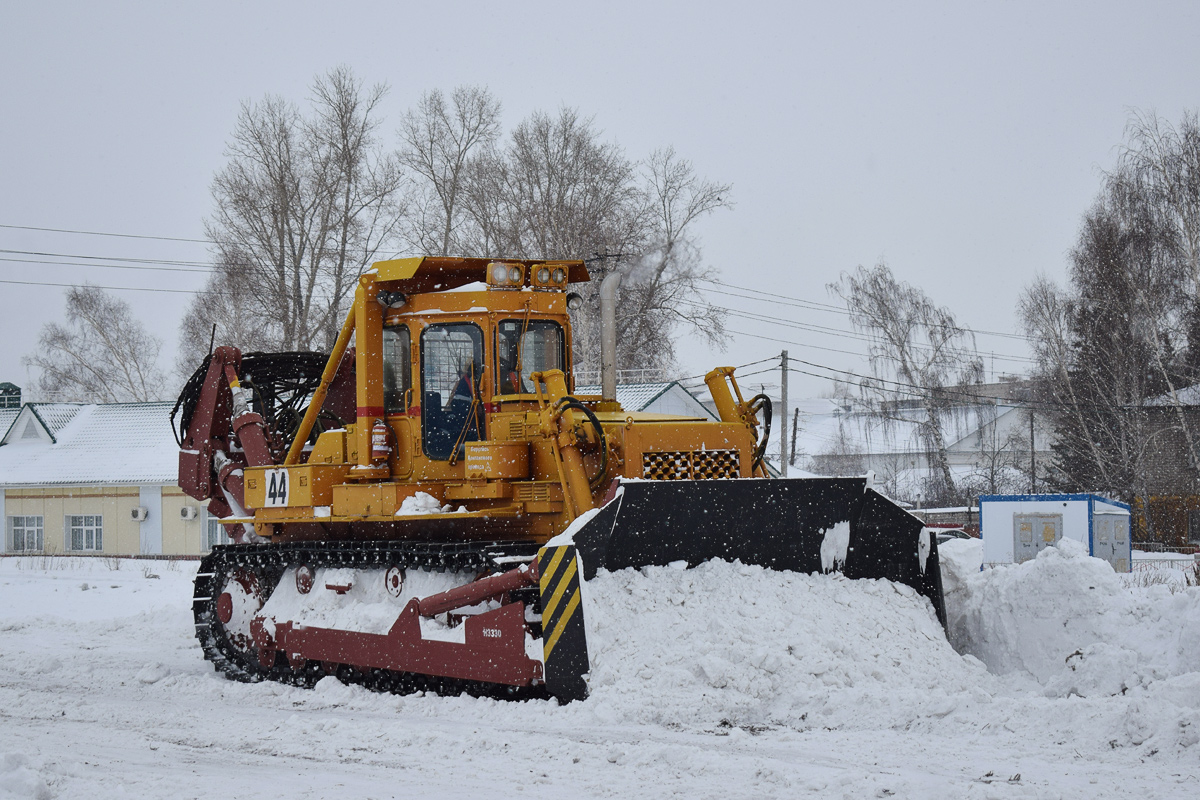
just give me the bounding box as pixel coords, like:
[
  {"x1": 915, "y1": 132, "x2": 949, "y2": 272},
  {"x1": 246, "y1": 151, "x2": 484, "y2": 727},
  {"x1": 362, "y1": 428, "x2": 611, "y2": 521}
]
[{"x1": 419, "y1": 322, "x2": 485, "y2": 461}]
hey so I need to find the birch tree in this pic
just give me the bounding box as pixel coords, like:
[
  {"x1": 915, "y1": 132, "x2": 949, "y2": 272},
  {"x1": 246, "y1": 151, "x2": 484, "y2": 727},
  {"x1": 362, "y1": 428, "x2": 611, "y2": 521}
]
[
  {"x1": 25, "y1": 286, "x2": 166, "y2": 402},
  {"x1": 832, "y1": 262, "x2": 983, "y2": 502}
]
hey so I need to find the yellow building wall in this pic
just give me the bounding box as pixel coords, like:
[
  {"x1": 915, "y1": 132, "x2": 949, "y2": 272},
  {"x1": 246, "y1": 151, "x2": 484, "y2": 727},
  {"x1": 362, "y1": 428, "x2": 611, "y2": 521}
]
[
  {"x1": 5, "y1": 485, "x2": 207, "y2": 557},
  {"x1": 162, "y1": 486, "x2": 207, "y2": 556}
]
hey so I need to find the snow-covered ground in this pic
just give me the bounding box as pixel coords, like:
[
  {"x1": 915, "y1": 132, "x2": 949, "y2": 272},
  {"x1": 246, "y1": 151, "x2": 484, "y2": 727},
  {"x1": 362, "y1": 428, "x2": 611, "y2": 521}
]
[{"x1": 1, "y1": 547, "x2": 1197, "y2": 799}]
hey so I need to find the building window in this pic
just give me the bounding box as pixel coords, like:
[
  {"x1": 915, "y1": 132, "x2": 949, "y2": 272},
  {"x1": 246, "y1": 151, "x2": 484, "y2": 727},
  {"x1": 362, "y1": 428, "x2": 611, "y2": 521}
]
[
  {"x1": 67, "y1": 515, "x2": 102, "y2": 551},
  {"x1": 206, "y1": 515, "x2": 231, "y2": 550},
  {"x1": 8, "y1": 516, "x2": 44, "y2": 552}
]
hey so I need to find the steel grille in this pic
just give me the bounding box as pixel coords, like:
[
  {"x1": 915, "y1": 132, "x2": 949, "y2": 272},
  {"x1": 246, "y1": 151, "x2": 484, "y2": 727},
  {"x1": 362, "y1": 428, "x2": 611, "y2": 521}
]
[
  {"x1": 514, "y1": 483, "x2": 554, "y2": 502},
  {"x1": 642, "y1": 449, "x2": 739, "y2": 480}
]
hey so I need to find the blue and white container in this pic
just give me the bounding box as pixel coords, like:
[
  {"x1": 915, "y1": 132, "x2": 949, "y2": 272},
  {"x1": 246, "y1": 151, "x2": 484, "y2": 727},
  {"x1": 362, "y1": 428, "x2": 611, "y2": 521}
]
[{"x1": 979, "y1": 493, "x2": 1131, "y2": 572}]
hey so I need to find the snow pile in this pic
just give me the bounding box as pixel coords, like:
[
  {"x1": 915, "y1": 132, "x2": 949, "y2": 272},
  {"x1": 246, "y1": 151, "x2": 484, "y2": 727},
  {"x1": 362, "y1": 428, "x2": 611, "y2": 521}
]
[
  {"x1": 941, "y1": 539, "x2": 1200, "y2": 753},
  {"x1": 579, "y1": 559, "x2": 990, "y2": 730},
  {"x1": 394, "y1": 492, "x2": 465, "y2": 515},
  {"x1": 0, "y1": 753, "x2": 52, "y2": 800},
  {"x1": 259, "y1": 566, "x2": 472, "y2": 635},
  {"x1": 942, "y1": 538, "x2": 1200, "y2": 689}
]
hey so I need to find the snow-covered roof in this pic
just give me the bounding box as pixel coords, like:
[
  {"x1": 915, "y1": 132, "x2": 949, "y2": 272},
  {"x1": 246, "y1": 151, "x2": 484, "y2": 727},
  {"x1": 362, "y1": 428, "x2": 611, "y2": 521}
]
[
  {"x1": 576, "y1": 381, "x2": 673, "y2": 410},
  {"x1": 575, "y1": 381, "x2": 714, "y2": 418},
  {"x1": 29, "y1": 403, "x2": 86, "y2": 437},
  {"x1": 1145, "y1": 383, "x2": 1200, "y2": 406},
  {"x1": 0, "y1": 408, "x2": 18, "y2": 441},
  {"x1": 0, "y1": 402, "x2": 177, "y2": 487}
]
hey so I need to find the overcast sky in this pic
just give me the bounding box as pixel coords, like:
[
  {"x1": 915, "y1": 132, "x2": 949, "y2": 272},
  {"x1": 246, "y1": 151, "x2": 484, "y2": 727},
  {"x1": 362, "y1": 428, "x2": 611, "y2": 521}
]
[{"x1": 2, "y1": 0, "x2": 1198, "y2": 404}]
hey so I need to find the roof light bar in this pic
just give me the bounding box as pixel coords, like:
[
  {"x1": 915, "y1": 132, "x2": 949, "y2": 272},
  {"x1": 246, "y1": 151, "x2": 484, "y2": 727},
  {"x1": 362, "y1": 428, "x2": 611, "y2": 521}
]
[{"x1": 487, "y1": 261, "x2": 525, "y2": 290}]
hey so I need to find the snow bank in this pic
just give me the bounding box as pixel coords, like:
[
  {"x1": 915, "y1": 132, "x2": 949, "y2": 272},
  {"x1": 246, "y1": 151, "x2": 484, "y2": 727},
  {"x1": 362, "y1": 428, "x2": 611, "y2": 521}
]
[
  {"x1": 579, "y1": 559, "x2": 990, "y2": 730},
  {"x1": 0, "y1": 753, "x2": 52, "y2": 800},
  {"x1": 942, "y1": 538, "x2": 1200, "y2": 688},
  {"x1": 941, "y1": 538, "x2": 1200, "y2": 753}
]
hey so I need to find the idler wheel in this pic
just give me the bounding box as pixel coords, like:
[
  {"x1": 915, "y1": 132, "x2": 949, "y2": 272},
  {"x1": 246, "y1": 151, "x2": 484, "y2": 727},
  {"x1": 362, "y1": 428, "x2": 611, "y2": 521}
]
[
  {"x1": 385, "y1": 566, "x2": 405, "y2": 598},
  {"x1": 295, "y1": 564, "x2": 315, "y2": 595},
  {"x1": 215, "y1": 568, "x2": 267, "y2": 656}
]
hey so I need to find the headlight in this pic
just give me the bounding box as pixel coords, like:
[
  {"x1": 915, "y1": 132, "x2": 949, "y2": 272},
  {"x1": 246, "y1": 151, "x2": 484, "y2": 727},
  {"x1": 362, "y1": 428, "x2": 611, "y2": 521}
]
[
  {"x1": 552, "y1": 267, "x2": 566, "y2": 284},
  {"x1": 508, "y1": 266, "x2": 523, "y2": 284},
  {"x1": 491, "y1": 263, "x2": 509, "y2": 283},
  {"x1": 537, "y1": 267, "x2": 551, "y2": 283}
]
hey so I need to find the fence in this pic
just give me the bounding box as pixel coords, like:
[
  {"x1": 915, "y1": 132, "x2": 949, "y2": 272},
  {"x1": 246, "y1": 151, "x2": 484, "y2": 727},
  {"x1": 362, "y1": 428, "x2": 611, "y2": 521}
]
[
  {"x1": 1131, "y1": 557, "x2": 1200, "y2": 573},
  {"x1": 574, "y1": 368, "x2": 671, "y2": 386}
]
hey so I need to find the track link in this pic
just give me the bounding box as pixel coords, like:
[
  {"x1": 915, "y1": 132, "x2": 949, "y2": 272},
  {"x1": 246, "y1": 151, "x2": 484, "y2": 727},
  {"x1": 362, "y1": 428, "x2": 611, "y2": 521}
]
[{"x1": 193, "y1": 540, "x2": 546, "y2": 700}]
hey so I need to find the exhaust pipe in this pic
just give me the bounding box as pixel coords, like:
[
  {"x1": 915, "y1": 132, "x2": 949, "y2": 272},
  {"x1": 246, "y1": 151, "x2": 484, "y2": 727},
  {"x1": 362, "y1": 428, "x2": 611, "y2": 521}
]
[{"x1": 600, "y1": 272, "x2": 622, "y2": 402}]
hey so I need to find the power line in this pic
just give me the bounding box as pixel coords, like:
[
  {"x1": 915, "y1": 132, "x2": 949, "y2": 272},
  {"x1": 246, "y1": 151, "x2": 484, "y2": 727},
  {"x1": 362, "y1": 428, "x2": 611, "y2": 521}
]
[
  {"x1": 0, "y1": 278, "x2": 212, "y2": 296},
  {"x1": 0, "y1": 247, "x2": 213, "y2": 267},
  {"x1": 700, "y1": 277, "x2": 1036, "y2": 344},
  {"x1": 696, "y1": 300, "x2": 1037, "y2": 364},
  {"x1": 0, "y1": 255, "x2": 213, "y2": 275},
  {"x1": 0, "y1": 223, "x2": 211, "y2": 244}
]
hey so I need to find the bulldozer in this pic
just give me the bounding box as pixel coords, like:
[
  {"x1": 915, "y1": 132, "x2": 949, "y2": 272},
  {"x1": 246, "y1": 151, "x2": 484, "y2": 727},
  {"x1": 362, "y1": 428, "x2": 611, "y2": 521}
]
[{"x1": 174, "y1": 256, "x2": 945, "y2": 702}]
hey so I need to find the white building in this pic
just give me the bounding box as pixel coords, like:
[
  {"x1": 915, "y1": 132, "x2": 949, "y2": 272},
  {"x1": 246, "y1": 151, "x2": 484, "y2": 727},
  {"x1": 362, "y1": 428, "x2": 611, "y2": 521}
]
[
  {"x1": 791, "y1": 396, "x2": 1054, "y2": 504},
  {"x1": 0, "y1": 401, "x2": 219, "y2": 556}
]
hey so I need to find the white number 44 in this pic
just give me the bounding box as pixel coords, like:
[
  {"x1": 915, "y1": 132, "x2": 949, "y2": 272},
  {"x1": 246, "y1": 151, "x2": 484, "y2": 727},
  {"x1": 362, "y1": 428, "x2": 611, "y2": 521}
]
[{"x1": 263, "y1": 469, "x2": 290, "y2": 507}]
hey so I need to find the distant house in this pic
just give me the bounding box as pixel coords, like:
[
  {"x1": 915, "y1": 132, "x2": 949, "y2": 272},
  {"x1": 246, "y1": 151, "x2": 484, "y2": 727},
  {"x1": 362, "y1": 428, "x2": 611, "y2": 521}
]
[
  {"x1": 0, "y1": 382, "x2": 20, "y2": 410},
  {"x1": 792, "y1": 390, "x2": 1053, "y2": 505},
  {"x1": 0, "y1": 401, "x2": 217, "y2": 557},
  {"x1": 1133, "y1": 385, "x2": 1200, "y2": 547}
]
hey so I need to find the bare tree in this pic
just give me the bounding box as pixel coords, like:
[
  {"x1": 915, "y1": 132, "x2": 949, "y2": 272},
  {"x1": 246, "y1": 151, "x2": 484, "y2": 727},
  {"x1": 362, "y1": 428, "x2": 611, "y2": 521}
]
[
  {"x1": 187, "y1": 79, "x2": 732, "y2": 382},
  {"x1": 182, "y1": 66, "x2": 405, "y2": 371},
  {"x1": 963, "y1": 409, "x2": 1029, "y2": 496},
  {"x1": 454, "y1": 109, "x2": 731, "y2": 375},
  {"x1": 1017, "y1": 109, "x2": 1200, "y2": 510},
  {"x1": 463, "y1": 108, "x2": 649, "y2": 259},
  {"x1": 399, "y1": 86, "x2": 501, "y2": 256},
  {"x1": 613, "y1": 148, "x2": 732, "y2": 372},
  {"x1": 174, "y1": 254, "x2": 278, "y2": 379},
  {"x1": 832, "y1": 262, "x2": 983, "y2": 502},
  {"x1": 1117, "y1": 110, "x2": 1200, "y2": 289},
  {"x1": 24, "y1": 286, "x2": 166, "y2": 403}
]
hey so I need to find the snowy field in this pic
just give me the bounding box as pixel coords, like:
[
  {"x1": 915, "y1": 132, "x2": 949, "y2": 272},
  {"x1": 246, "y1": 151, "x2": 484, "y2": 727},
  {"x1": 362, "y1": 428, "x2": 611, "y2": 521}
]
[{"x1": 1, "y1": 544, "x2": 1197, "y2": 799}]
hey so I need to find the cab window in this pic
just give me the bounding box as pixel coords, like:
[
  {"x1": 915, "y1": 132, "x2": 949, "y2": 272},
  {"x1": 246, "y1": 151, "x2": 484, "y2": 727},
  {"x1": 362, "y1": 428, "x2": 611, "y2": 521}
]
[
  {"x1": 420, "y1": 323, "x2": 484, "y2": 460},
  {"x1": 496, "y1": 320, "x2": 565, "y2": 394},
  {"x1": 382, "y1": 325, "x2": 411, "y2": 413}
]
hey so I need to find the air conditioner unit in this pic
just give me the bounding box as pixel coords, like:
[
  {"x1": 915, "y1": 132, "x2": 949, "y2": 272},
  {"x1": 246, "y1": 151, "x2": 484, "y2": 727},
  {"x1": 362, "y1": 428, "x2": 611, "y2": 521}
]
[
  {"x1": 131, "y1": 506, "x2": 149, "y2": 522},
  {"x1": 180, "y1": 506, "x2": 198, "y2": 521}
]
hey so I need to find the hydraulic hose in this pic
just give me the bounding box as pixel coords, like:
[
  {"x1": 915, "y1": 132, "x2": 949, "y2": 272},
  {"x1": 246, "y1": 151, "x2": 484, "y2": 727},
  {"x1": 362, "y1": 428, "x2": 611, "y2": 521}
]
[
  {"x1": 555, "y1": 397, "x2": 609, "y2": 489},
  {"x1": 750, "y1": 393, "x2": 772, "y2": 472}
]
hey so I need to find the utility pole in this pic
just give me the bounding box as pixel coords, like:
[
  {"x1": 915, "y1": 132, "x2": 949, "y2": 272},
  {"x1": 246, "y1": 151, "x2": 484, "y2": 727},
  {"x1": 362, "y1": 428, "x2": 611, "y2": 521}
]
[
  {"x1": 791, "y1": 407, "x2": 800, "y2": 469},
  {"x1": 1029, "y1": 409, "x2": 1036, "y2": 494},
  {"x1": 780, "y1": 350, "x2": 788, "y2": 477}
]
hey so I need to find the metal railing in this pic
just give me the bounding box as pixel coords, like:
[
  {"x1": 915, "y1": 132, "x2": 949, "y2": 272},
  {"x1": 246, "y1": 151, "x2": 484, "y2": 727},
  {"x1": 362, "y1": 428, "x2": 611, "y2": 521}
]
[{"x1": 574, "y1": 368, "x2": 671, "y2": 386}]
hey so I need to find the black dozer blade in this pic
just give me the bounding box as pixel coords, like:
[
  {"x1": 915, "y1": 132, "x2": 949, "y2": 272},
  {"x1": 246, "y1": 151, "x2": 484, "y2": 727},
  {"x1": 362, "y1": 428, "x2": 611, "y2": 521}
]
[{"x1": 571, "y1": 477, "x2": 945, "y2": 627}]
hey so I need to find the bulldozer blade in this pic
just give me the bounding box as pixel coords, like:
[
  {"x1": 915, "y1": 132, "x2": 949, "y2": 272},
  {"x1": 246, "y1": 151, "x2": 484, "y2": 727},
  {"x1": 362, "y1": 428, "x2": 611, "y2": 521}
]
[
  {"x1": 537, "y1": 544, "x2": 590, "y2": 702},
  {"x1": 571, "y1": 477, "x2": 946, "y2": 628}
]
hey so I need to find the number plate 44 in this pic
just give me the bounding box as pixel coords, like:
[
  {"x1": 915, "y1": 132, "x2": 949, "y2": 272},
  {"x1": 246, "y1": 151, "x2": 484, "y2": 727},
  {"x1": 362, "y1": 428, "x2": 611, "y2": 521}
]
[{"x1": 263, "y1": 468, "x2": 291, "y2": 507}]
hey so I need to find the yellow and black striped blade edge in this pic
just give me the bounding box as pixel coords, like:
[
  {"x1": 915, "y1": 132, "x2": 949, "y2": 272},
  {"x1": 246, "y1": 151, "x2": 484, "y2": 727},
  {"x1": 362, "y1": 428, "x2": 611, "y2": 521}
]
[{"x1": 538, "y1": 544, "x2": 590, "y2": 702}]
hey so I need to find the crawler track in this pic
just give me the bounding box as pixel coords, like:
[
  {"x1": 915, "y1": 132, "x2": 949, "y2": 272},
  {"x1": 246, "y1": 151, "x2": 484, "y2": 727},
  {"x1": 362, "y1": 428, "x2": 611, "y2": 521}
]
[{"x1": 192, "y1": 540, "x2": 546, "y2": 700}]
